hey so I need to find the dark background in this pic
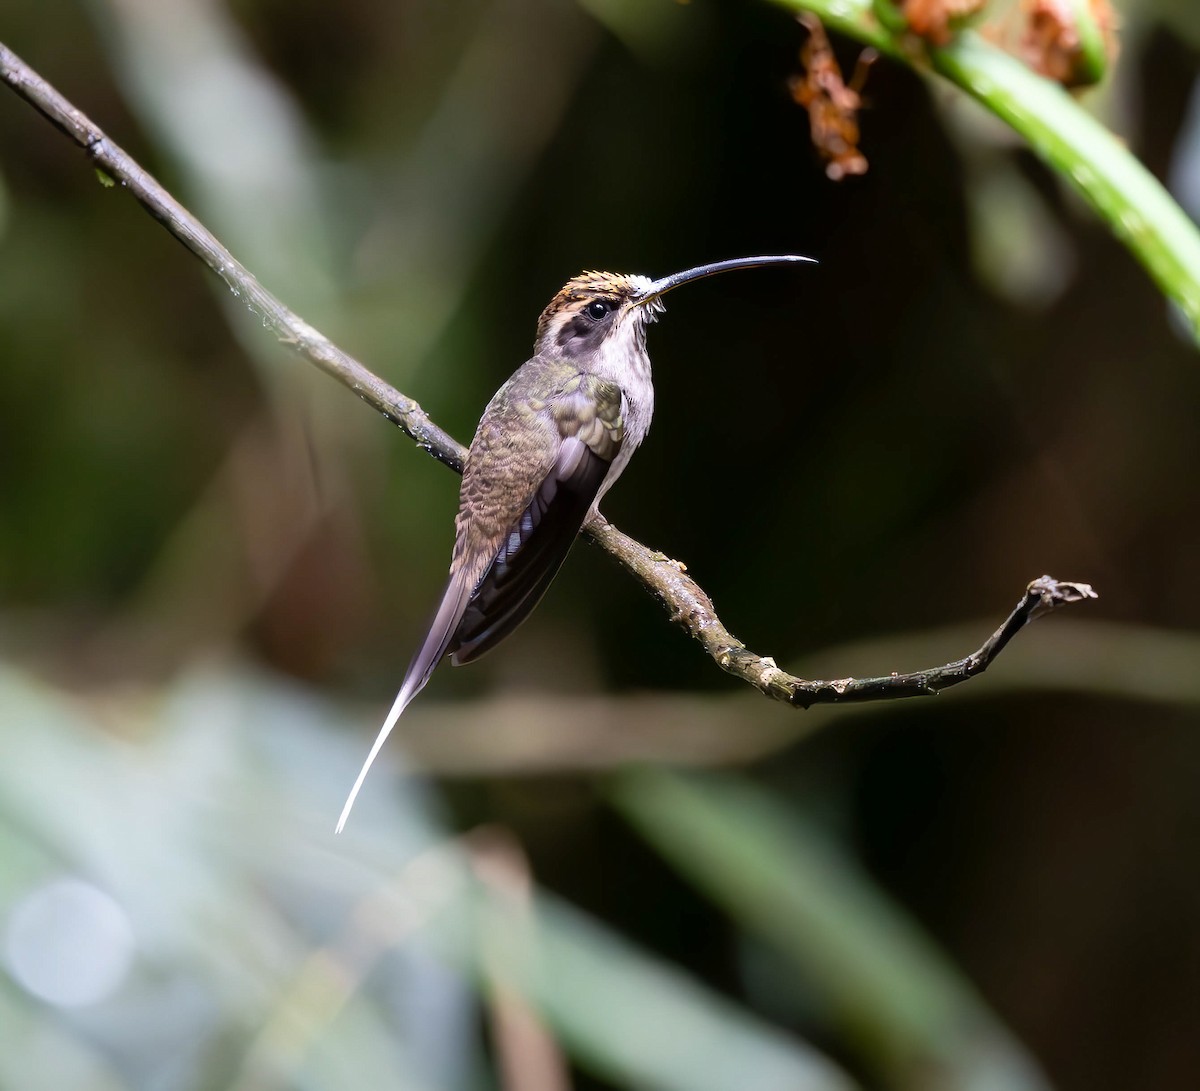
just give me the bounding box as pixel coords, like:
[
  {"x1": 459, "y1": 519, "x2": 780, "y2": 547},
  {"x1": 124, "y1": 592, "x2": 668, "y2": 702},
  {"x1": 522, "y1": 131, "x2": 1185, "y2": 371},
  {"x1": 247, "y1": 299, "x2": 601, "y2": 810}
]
[{"x1": 2, "y1": 1, "x2": 1199, "y2": 1089}]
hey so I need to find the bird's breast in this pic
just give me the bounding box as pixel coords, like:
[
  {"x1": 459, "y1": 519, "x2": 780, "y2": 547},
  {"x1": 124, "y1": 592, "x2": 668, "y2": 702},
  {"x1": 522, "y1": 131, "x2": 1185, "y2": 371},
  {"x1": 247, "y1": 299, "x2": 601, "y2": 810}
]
[{"x1": 591, "y1": 342, "x2": 654, "y2": 446}]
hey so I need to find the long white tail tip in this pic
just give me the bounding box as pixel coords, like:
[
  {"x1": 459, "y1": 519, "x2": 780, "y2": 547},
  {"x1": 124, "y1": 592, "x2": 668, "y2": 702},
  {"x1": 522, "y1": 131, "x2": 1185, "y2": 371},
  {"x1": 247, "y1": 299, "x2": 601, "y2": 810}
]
[{"x1": 335, "y1": 684, "x2": 411, "y2": 833}]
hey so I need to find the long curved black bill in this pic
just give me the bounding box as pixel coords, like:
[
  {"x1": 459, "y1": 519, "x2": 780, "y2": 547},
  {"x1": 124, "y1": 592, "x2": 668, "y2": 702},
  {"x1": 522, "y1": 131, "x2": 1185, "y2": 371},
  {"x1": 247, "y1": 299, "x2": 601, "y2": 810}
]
[{"x1": 635, "y1": 254, "x2": 816, "y2": 305}]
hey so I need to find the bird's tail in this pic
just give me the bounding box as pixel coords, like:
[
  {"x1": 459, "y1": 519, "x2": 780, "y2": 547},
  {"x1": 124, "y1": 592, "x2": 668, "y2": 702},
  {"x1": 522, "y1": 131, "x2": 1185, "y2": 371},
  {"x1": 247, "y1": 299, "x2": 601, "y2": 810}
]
[{"x1": 335, "y1": 562, "x2": 479, "y2": 833}]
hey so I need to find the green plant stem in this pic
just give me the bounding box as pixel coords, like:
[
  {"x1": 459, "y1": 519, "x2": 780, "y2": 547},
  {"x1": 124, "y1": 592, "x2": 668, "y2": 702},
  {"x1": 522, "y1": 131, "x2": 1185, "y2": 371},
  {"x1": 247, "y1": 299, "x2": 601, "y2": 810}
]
[{"x1": 771, "y1": 0, "x2": 1200, "y2": 342}]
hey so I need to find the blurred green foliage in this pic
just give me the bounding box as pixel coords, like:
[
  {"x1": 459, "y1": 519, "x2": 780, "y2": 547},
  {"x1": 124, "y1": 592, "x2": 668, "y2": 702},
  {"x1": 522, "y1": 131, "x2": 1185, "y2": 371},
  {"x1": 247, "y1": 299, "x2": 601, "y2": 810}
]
[{"x1": 2, "y1": 0, "x2": 1200, "y2": 1089}]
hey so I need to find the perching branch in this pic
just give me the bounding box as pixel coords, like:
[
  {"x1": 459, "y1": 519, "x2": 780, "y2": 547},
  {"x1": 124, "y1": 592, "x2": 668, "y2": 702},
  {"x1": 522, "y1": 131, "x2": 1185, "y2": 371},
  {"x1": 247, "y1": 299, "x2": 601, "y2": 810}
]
[
  {"x1": 589, "y1": 522, "x2": 1096, "y2": 707},
  {"x1": 0, "y1": 42, "x2": 1096, "y2": 708}
]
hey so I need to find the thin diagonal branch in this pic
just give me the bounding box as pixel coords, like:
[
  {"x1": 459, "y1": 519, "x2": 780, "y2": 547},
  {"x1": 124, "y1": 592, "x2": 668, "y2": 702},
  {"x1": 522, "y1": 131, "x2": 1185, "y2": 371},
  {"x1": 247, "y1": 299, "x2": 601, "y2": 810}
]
[
  {"x1": 0, "y1": 44, "x2": 465, "y2": 474},
  {"x1": 0, "y1": 42, "x2": 1097, "y2": 708}
]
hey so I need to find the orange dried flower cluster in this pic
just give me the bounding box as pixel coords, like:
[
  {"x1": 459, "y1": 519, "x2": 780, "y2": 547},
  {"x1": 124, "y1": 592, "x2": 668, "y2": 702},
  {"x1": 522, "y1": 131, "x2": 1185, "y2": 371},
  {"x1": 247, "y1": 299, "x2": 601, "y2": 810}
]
[
  {"x1": 791, "y1": 0, "x2": 1120, "y2": 181},
  {"x1": 790, "y1": 14, "x2": 876, "y2": 181},
  {"x1": 1021, "y1": 0, "x2": 1119, "y2": 87},
  {"x1": 901, "y1": 0, "x2": 988, "y2": 46}
]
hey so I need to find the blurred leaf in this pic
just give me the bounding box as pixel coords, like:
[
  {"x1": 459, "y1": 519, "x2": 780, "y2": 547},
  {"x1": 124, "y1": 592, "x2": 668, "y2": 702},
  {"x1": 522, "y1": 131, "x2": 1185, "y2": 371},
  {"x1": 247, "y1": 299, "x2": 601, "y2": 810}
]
[
  {"x1": 0, "y1": 662, "x2": 467, "y2": 1090},
  {"x1": 0, "y1": 661, "x2": 857, "y2": 1090},
  {"x1": 611, "y1": 768, "x2": 1052, "y2": 1091},
  {"x1": 91, "y1": 0, "x2": 335, "y2": 315},
  {"x1": 485, "y1": 890, "x2": 859, "y2": 1091},
  {"x1": 963, "y1": 154, "x2": 1075, "y2": 307},
  {"x1": 0, "y1": 984, "x2": 130, "y2": 1091},
  {"x1": 576, "y1": 0, "x2": 708, "y2": 64}
]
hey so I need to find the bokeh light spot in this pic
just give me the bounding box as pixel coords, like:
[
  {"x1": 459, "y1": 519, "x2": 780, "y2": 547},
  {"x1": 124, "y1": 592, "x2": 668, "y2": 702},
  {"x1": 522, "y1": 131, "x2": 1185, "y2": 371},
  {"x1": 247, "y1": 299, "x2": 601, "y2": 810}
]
[{"x1": 4, "y1": 877, "x2": 136, "y2": 1008}]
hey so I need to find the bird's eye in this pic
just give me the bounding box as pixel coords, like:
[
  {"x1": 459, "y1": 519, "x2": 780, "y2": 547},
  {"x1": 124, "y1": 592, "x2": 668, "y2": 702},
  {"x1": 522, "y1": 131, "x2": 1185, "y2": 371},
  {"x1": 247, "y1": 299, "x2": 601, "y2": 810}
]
[{"x1": 585, "y1": 300, "x2": 610, "y2": 321}]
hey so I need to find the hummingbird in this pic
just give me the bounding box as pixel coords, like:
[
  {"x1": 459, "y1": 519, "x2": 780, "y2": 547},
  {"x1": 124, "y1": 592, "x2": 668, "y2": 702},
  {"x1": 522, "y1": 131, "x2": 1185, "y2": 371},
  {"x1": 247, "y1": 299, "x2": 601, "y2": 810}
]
[{"x1": 337, "y1": 254, "x2": 814, "y2": 831}]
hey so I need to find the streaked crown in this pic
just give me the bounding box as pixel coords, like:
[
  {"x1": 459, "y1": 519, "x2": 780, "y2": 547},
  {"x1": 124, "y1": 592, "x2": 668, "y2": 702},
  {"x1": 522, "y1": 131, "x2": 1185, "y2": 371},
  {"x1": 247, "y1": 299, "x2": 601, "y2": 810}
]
[{"x1": 533, "y1": 271, "x2": 657, "y2": 357}]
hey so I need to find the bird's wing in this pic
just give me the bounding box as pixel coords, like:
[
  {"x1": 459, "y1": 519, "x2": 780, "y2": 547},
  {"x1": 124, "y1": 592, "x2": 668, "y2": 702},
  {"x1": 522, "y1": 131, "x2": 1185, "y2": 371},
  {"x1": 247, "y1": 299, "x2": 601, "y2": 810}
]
[
  {"x1": 336, "y1": 366, "x2": 623, "y2": 832},
  {"x1": 450, "y1": 437, "x2": 604, "y2": 663},
  {"x1": 451, "y1": 369, "x2": 625, "y2": 662}
]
